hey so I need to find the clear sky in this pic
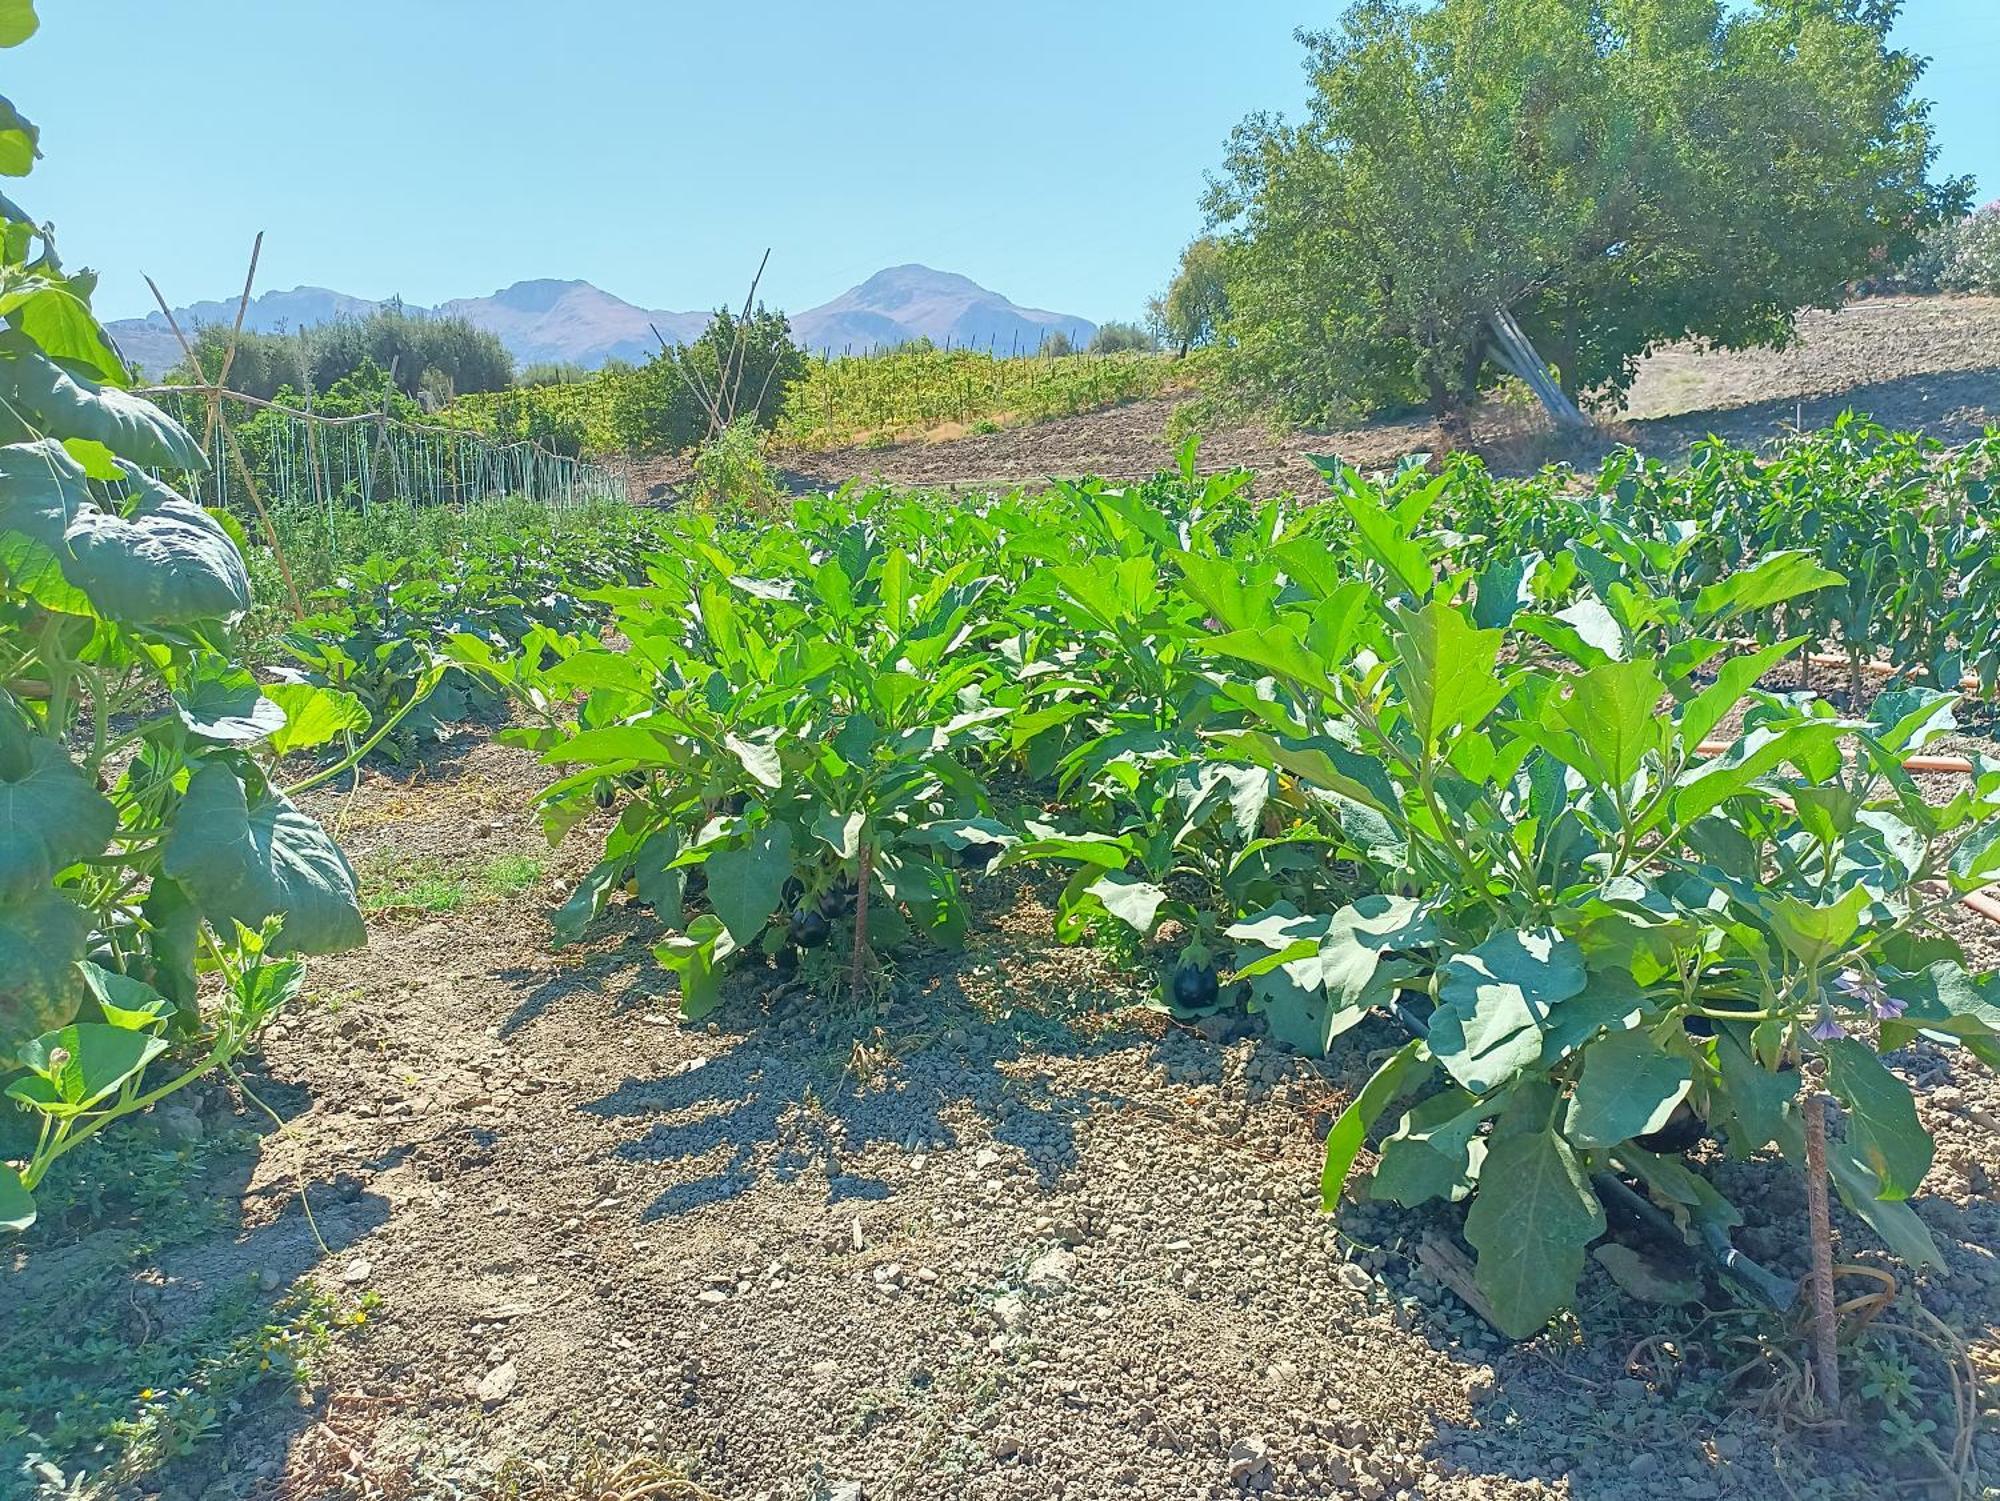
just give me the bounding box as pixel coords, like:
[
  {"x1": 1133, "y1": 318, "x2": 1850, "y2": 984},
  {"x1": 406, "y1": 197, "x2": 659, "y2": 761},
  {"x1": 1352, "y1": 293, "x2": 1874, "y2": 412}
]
[{"x1": 19, "y1": 1, "x2": 2000, "y2": 325}]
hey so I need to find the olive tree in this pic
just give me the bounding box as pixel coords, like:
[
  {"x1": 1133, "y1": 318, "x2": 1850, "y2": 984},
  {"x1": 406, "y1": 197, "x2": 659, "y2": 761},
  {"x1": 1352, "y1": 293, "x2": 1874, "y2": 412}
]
[{"x1": 1205, "y1": 0, "x2": 1967, "y2": 426}]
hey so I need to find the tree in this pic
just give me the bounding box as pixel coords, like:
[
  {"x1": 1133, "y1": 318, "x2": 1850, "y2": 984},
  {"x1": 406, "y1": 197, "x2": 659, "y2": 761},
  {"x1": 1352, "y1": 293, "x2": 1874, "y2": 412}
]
[
  {"x1": 173, "y1": 308, "x2": 514, "y2": 405},
  {"x1": 1089, "y1": 320, "x2": 1158, "y2": 354},
  {"x1": 1041, "y1": 330, "x2": 1075, "y2": 357},
  {"x1": 1147, "y1": 236, "x2": 1230, "y2": 355},
  {"x1": 609, "y1": 305, "x2": 804, "y2": 456},
  {"x1": 1205, "y1": 0, "x2": 1967, "y2": 426}
]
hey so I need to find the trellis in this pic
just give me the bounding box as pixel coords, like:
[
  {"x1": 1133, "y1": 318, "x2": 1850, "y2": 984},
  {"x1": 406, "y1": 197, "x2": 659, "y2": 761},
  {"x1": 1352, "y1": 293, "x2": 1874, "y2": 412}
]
[{"x1": 141, "y1": 388, "x2": 628, "y2": 516}]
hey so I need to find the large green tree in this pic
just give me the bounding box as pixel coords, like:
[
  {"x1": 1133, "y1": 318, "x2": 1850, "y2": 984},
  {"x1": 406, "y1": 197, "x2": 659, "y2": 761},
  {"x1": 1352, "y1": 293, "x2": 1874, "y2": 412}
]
[{"x1": 1205, "y1": 0, "x2": 1967, "y2": 426}]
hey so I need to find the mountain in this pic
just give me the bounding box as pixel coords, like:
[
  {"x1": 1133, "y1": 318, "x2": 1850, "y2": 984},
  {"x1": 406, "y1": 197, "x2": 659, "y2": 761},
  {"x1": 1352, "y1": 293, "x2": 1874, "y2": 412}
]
[
  {"x1": 432, "y1": 280, "x2": 709, "y2": 368},
  {"x1": 103, "y1": 264, "x2": 1097, "y2": 375},
  {"x1": 790, "y1": 265, "x2": 1094, "y2": 356}
]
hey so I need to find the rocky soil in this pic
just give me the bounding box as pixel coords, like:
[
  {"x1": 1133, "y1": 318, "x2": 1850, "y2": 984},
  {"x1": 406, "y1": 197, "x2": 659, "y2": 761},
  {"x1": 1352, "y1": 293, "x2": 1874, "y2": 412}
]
[{"x1": 19, "y1": 719, "x2": 1993, "y2": 1501}]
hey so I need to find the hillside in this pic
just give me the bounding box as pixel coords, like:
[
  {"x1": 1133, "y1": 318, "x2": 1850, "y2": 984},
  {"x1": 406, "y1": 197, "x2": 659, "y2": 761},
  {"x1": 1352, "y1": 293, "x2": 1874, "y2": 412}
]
[
  {"x1": 777, "y1": 294, "x2": 2000, "y2": 492},
  {"x1": 104, "y1": 265, "x2": 1096, "y2": 375}
]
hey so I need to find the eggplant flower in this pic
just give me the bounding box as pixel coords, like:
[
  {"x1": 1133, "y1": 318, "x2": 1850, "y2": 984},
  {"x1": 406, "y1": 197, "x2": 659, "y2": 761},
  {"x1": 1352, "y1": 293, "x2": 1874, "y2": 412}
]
[
  {"x1": 1833, "y1": 966, "x2": 1904, "y2": 1021},
  {"x1": 1807, "y1": 1010, "x2": 1848, "y2": 1043}
]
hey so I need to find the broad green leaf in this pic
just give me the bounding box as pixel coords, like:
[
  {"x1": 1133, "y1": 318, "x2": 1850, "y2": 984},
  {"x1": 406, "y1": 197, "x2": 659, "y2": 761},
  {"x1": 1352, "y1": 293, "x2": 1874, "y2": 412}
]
[
  {"x1": 0, "y1": 3, "x2": 39, "y2": 47},
  {"x1": 1335, "y1": 487, "x2": 1433, "y2": 598},
  {"x1": 0, "y1": 344, "x2": 203, "y2": 468},
  {"x1": 631, "y1": 827, "x2": 684, "y2": 925},
  {"x1": 703, "y1": 822, "x2": 793, "y2": 945},
  {"x1": 0, "y1": 733, "x2": 114, "y2": 894},
  {"x1": 1691, "y1": 550, "x2": 1843, "y2": 622},
  {"x1": 1535, "y1": 657, "x2": 1664, "y2": 786},
  {"x1": 0, "y1": 442, "x2": 246, "y2": 623},
  {"x1": 1320, "y1": 1038, "x2": 1432, "y2": 1208},
  {"x1": 552, "y1": 856, "x2": 622, "y2": 945},
  {"x1": 161, "y1": 762, "x2": 365, "y2": 955},
  {"x1": 78, "y1": 961, "x2": 174, "y2": 1031},
  {"x1": 263, "y1": 681, "x2": 370, "y2": 756},
  {"x1": 1389, "y1": 600, "x2": 1509, "y2": 753},
  {"x1": 813, "y1": 807, "x2": 864, "y2": 859},
  {"x1": 174, "y1": 658, "x2": 286, "y2": 744},
  {"x1": 1877, "y1": 960, "x2": 2000, "y2": 1063},
  {"x1": 0, "y1": 94, "x2": 37, "y2": 176},
  {"x1": 656, "y1": 914, "x2": 736, "y2": 1019},
  {"x1": 7, "y1": 1021, "x2": 165, "y2": 1114},
  {"x1": 1564, "y1": 1030, "x2": 1692, "y2": 1148},
  {"x1": 1678, "y1": 638, "x2": 1803, "y2": 753},
  {"x1": 1370, "y1": 1088, "x2": 1492, "y2": 1205},
  {"x1": 1666, "y1": 721, "x2": 1844, "y2": 830},
  {"x1": 1826, "y1": 1142, "x2": 1940, "y2": 1268},
  {"x1": 1200, "y1": 623, "x2": 1339, "y2": 696},
  {"x1": 1820, "y1": 1039, "x2": 1930, "y2": 1201},
  {"x1": 0, "y1": 885, "x2": 89, "y2": 1064},
  {"x1": 1765, "y1": 885, "x2": 1871, "y2": 968},
  {"x1": 0, "y1": 1166, "x2": 31, "y2": 1232},
  {"x1": 724, "y1": 730, "x2": 783, "y2": 789},
  {"x1": 1710, "y1": 1024, "x2": 1797, "y2": 1155},
  {"x1": 1464, "y1": 1120, "x2": 1605, "y2": 1338},
  {"x1": 1086, "y1": 870, "x2": 1167, "y2": 934},
  {"x1": 1430, "y1": 928, "x2": 1586, "y2": 1094}
]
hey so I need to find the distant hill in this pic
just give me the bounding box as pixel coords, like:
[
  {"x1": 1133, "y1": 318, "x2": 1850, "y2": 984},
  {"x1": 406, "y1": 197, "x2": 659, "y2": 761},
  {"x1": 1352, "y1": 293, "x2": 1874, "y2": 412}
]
[
  {"x1": 104, "y1": 265, "x2": 1097, "y2": 375},
  {"x1": 790, "y1": 265, "x2": 1094, "y2": 356}
]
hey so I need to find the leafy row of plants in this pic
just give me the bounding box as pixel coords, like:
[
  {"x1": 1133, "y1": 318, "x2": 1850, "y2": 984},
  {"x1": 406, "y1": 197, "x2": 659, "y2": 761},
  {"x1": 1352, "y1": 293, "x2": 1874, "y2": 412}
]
[
  {"x1": 772, "y1": 343, "x2": 1191, "y2": 449},
  {"x1": 0, "y1": 1, "x2": 370, "y2": 1230},
  {"x1": 453, "y1": 434, "x2": 2000, "y2": 1353},
  {"x1": 271, "y1": 505, "x2": 664, "y2": 762}
]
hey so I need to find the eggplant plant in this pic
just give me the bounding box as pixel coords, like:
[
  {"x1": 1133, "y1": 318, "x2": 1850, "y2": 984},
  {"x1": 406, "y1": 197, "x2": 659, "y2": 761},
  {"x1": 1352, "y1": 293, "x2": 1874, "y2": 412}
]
[
  {"x1": 452, "y1": 498, "x2": 1012, "y2": 1014},
  {"x1": 1194, "y1": 479, "x2": 2000, "y2": 1336},
  {"x1": 0, "y1": 7, "x2": 367, "y2": 1229}
]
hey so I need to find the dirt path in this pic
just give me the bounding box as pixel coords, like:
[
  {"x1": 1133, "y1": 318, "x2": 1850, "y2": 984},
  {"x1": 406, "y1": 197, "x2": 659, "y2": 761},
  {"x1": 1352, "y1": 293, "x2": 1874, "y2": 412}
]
[
  {"x1": 26, "y1": 731, "x2": 1990, "y2": 1501},
  {"x1": 762, "y1": 296, "x2": 2000, "y2": 493}
]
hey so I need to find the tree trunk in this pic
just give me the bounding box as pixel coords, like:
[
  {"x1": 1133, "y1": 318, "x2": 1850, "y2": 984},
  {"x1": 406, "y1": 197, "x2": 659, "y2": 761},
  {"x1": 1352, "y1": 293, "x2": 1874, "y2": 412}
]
[{"x1": 1485, "y1": 306, "x2": 1591, "y2": 431}]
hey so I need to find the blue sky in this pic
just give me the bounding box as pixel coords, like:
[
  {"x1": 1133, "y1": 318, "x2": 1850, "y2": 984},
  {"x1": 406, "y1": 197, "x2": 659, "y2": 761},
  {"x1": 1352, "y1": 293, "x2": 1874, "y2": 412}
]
[{"x1": 21, "y1": 1, "x2": 2000, "y2": 325}]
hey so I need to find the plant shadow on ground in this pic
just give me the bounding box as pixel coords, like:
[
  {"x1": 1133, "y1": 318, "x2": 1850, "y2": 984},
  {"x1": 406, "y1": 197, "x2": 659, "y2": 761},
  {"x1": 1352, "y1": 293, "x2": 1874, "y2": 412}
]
[
  {"x1": 581, "y1": 991, "x2": 1139, "y2": 1221},
  {"x1": 0, "y1": 1069, "x2": 389, "y2": 1496}
]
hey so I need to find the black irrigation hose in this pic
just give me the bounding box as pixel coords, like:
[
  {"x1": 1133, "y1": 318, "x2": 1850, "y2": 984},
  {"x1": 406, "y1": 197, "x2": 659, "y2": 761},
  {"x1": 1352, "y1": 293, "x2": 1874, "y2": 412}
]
[{"x1": 1380, "y1": 993, "x2": 1798, "y2": 1313}]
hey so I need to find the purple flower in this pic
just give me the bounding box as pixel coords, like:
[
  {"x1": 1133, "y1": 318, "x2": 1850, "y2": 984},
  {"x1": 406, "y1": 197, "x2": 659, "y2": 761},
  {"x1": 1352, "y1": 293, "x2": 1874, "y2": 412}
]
[
  {"x1": 1808, "y1": 1011, "x2": 1848, "y2": 1043},
  {"x1": 1833, "y1": 967, "x2": 1904, "y2": 1020}
]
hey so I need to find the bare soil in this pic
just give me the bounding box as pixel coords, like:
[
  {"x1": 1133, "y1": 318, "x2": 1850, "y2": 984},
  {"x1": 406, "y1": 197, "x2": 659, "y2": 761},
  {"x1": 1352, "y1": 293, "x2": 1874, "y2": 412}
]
[
  {"x1": 758, "y1": 296, "x2": 2000, "y2": 494},
  {"x1": 30, "y1": 720, "x2": 1997, "y2": 1501}
]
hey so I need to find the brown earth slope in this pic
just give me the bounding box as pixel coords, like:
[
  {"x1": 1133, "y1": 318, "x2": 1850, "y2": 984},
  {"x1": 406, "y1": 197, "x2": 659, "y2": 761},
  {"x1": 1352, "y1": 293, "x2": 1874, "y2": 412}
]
[{"x1": 767, "y1": 295, "x2": 2000, "y2": 494}]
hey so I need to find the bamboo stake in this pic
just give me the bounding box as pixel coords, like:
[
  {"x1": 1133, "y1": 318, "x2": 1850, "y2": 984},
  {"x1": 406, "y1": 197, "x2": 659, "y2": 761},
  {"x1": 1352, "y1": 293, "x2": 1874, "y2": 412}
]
[{"x1": 145, "y1": 248, "x2": 303, "y2": 618}]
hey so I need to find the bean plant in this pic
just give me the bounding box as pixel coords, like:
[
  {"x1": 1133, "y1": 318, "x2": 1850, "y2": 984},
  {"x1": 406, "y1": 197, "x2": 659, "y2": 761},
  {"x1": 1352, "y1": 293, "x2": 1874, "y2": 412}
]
[{"x1": 0, "y1": 5, "x2": 366, "y2": 1229}]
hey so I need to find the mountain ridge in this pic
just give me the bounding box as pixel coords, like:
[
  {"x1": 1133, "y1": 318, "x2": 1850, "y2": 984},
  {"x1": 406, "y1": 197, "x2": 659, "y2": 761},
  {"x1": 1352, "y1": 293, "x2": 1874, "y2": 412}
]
[{"x1": 104, "y1": 265, "x2": 1097, "y2": 375}]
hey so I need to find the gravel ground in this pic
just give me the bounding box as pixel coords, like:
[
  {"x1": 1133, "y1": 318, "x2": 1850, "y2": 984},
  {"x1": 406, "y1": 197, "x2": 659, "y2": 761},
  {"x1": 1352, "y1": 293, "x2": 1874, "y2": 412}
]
[{"x1": 40, "y1": 716, "x2": 1995, "y2": 1501}]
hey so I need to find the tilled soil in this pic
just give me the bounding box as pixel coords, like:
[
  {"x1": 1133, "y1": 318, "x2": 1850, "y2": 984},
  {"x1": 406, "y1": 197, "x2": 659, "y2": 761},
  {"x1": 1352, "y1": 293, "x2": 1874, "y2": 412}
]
[
  {"x1": 761, "y1": 296, "x2": 2000, "y2": 494},
  {"x1": 49, "y1": 730, "x2": 2000, "y2": 1501}
]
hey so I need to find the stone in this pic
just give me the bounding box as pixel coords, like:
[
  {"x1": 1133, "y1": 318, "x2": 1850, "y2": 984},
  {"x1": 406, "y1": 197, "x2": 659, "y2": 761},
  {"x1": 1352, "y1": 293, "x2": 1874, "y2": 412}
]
[
  {"x1": 1336, "y1": 1262, "x2": 1373, "y2": 1292},
  {"x1": 1025, "y1": 1247, "x2": 1077, "y2": 1290},
  {"x1": 828, "y1": 1484, "x2": 863, "y2": 1501},
  {"x1": 153, "y1": 1103, "x2": 205, "y2": 1145},
  {"x1": 1227, "y1": 1435, "x2": 1273, "y2": 1484},
  {"x1": 476, "y1": 1361, "x2": 517, "y2": 1405},
  {"x1": 340, "y1": 1258, "x2": 373, "y2": 1285}
]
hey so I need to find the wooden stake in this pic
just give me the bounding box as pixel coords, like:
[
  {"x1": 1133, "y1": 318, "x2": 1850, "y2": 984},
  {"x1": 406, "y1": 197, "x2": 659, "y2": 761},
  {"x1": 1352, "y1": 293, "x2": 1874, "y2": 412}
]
[
  {"x1": 145, "y1": 244, "x2": 303, "y2": 618},
  {"x1": 1802, "y1": 1084, "x2": 1842, "y2": 1410},
  {"x1": 849, "y1": 838, "x2": 872, "y2": 1007}
]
